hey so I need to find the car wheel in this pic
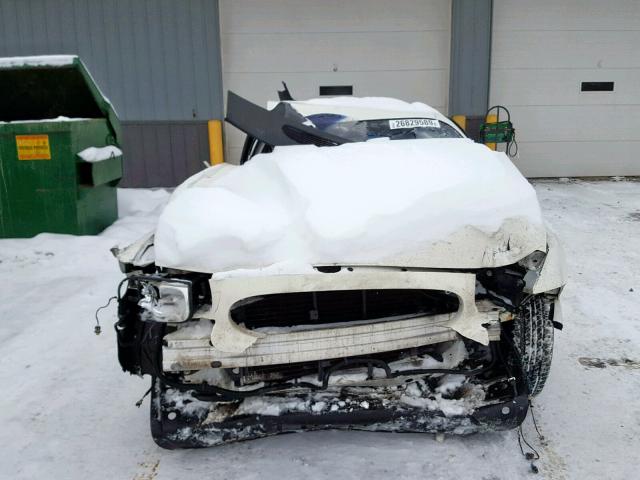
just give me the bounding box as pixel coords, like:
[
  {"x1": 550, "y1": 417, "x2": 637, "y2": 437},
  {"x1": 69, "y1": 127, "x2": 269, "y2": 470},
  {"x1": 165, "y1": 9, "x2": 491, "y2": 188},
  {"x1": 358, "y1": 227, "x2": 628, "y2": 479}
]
[{"x1": 512, "y1": 295, "x2": 554, "y2": 397}]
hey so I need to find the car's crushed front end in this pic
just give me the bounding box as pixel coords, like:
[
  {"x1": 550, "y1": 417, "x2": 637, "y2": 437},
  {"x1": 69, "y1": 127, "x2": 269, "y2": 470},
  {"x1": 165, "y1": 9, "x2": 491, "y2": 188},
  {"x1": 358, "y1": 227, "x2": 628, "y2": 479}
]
[
  {"x1": 111, "y1": 92, "x2": 566, "y2": 448},
  {"x1": 113, "y1": 233, "x2": 564, "y2": 448}
]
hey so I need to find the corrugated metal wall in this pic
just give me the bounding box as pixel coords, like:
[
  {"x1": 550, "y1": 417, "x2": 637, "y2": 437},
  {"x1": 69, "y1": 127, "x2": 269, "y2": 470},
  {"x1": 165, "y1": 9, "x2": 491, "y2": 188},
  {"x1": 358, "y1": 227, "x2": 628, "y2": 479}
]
[
  {"x1": 0, "y1": 0, "x2": 223, "y2": 186},
  {"x1": 449, "y1": 0, "x2": 492, "y2": 117},
  {"x1": 121, "y1": 121, "x2": 210, "y2": 187}
]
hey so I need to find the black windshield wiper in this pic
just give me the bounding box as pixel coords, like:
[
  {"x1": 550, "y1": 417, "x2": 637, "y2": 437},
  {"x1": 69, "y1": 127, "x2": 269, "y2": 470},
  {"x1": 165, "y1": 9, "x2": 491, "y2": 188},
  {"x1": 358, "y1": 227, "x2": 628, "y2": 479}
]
[{"x1": 389, "y1": 128, "x2": 418, "y2": 140}]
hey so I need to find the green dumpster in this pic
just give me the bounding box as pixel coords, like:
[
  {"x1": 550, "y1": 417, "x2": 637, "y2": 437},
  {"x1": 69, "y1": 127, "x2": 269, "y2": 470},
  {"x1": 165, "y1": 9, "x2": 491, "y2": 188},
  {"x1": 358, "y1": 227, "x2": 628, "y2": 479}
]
[{"x1": 0, "y1": 55, "x2": 123, "y2": 238}]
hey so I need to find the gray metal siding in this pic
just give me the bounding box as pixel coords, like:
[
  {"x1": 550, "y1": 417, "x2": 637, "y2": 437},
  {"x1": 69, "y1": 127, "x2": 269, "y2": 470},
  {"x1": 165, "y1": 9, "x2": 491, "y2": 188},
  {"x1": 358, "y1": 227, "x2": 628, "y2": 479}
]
[
  {"x1": 120, "y1": 121, "x2": 209, "y2": 188},
  {"x1": 0, "y1": 0, "x2": 223, "y2": 186},
  {"x1": 449, "y1": 0, "x2": 493, "y2": 117},
  {"x1": 0, "y1": 0, "x2": 223, "y2": 121}
]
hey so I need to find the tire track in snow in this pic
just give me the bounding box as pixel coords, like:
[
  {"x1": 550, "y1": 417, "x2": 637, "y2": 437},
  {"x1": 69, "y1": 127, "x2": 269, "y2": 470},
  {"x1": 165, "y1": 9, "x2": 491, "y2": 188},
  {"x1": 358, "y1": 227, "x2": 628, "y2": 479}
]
[{"x1": 132, "y1": 456, "x2": 160, "y2": 480}]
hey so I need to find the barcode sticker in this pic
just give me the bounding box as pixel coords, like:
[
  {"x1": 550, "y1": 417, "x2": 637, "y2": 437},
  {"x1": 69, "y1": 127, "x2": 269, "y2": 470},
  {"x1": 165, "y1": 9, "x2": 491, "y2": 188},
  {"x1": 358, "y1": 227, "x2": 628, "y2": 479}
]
[{"x1": 388, "y1": 118, "x2": 440, "y2": 129}]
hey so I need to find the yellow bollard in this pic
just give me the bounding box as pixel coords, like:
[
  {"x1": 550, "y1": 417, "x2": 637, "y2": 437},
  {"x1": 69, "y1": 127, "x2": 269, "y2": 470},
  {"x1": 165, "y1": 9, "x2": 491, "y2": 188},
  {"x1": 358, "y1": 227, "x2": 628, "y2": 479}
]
[
  {"x1": 485, "y1": 114, "x2": 497, "y2": 151},
  {"x1": 207, "y1": 120, "x2": 224, "y2": 165},
  {"x1": 451, "y1": 115, "x2": 466, "y2": 132}
]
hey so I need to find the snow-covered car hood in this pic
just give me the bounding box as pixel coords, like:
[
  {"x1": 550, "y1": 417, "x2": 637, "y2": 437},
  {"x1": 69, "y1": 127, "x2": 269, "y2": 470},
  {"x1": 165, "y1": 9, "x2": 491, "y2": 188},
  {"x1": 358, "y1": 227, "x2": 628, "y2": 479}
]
[{"x1": 154, "y1": 138, "x2": 546, "y2": 274}]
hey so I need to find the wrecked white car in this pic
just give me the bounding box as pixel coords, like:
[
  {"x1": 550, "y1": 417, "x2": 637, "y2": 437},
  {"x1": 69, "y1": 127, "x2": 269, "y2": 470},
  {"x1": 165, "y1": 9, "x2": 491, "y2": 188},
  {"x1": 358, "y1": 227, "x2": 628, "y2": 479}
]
[{"x1": 112, "y1": 92, "x2": 566, "y2": 448}]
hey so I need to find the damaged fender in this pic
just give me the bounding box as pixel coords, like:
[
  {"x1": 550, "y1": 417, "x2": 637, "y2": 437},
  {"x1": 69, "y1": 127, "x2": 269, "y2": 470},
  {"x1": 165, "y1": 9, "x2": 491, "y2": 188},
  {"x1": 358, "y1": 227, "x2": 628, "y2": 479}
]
[{"x1": 530, "y1": 230, "x2": 567, "y2": 294}]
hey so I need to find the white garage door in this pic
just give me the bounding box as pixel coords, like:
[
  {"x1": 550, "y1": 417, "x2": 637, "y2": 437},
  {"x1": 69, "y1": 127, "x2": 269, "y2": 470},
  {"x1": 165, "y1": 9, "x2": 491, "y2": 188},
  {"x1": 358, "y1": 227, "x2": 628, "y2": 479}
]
[
  {"x1": 220, "y1": 0, "x2": 452, "y2": 163},
  {"x1": 490, "y1": 0, "x2": 640, "y2": 177}
]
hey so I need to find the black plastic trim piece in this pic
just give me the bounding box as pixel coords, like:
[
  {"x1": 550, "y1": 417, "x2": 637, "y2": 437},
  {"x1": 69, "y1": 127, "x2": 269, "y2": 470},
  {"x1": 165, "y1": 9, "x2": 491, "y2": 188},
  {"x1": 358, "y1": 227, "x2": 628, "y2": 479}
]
[{"x1": 225, "y1": 91, "x2": 351, "y2": 148}]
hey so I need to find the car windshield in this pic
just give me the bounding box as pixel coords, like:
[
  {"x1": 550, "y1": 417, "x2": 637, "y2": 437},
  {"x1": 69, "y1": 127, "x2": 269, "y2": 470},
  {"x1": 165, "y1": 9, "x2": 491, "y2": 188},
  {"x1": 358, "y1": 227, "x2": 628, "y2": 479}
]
[{"x1": 306, "y1": 113, "x2": 462, "y2": 142}]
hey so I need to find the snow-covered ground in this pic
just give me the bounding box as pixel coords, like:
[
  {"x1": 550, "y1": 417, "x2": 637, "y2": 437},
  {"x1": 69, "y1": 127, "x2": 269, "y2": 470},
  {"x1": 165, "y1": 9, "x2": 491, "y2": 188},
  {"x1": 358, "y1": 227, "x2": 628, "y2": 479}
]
[{"x1": 1, "y1": 180, "x2": 638, "y2": 479}]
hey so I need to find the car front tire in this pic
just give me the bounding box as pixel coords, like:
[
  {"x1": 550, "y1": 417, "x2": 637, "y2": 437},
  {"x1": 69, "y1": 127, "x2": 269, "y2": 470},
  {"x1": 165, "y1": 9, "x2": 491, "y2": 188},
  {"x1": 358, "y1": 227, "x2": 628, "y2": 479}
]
[{"x1": 512, "y1": 295, "x2": 555, "y2": 397}]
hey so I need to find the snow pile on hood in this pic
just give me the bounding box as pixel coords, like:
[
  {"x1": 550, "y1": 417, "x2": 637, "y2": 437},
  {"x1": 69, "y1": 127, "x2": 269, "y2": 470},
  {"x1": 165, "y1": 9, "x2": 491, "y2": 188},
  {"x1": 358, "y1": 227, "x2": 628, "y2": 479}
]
[{"x1": 154, "y1": 138, "x2": 543, "y2": 273}]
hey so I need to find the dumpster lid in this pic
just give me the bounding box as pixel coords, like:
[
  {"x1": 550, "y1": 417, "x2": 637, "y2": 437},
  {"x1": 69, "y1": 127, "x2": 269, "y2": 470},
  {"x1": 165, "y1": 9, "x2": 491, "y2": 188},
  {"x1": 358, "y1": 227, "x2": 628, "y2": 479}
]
[{"x1": 0, "y1": 55, "x2": 121, "y2": 144}]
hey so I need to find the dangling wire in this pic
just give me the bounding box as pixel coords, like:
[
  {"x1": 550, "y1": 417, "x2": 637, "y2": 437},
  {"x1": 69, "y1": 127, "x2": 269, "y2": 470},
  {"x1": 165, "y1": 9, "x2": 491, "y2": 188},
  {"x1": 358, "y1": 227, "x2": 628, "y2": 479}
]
[
  {"x1": 529, "y1": 399, "x2": 544, "y2": 440},
  {"x1": 94, "y1": 296, "x2": 117, "y2": 335},
  {"x1": 135, "y1": 386, "x2": 152, "y2": 407},
  {"x1": 517, "y1": 424, "x2": 541, "y2": 460},
  {"x1": 515, "y1": 399, "x2": 548, "y2": 474},
  {"x1": 518, "y1": 425, "x2": 541, "y2": 474},
  {"x1": 507, "y1": 130, "x2": 519, "y2": 157}
]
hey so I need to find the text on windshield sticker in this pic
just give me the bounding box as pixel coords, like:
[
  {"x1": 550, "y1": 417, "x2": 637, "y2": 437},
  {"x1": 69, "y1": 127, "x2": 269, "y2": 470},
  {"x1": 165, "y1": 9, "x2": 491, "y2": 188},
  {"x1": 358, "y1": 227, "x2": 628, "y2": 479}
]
[{"x1": 388, "y1": 118, "x2": 440, "y2": 129}]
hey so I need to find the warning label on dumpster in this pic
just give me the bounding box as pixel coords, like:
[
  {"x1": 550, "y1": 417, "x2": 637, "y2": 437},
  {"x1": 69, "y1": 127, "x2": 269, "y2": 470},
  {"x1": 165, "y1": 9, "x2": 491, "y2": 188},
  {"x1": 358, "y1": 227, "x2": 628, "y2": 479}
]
[{"x1": 16, "y1": 135, "x2": 51, "y2": 160}]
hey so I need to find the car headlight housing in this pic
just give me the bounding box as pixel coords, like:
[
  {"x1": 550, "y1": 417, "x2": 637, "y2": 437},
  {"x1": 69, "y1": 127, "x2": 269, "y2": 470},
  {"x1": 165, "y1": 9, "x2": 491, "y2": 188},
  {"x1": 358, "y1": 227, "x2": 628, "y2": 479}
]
[{"x1": 136, "y1": 277, "x2": 193, "y2": 323}]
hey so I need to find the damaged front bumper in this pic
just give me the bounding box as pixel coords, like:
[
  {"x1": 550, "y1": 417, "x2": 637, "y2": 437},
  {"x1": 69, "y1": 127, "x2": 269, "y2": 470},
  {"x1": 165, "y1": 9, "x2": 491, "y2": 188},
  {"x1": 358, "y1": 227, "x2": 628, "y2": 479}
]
[
  {"x1": 150, "y1": 374, "x2": 529, "y2": 449},
  {"x1": 113, "y1": 257, "x2": 561, "y2": 448}
]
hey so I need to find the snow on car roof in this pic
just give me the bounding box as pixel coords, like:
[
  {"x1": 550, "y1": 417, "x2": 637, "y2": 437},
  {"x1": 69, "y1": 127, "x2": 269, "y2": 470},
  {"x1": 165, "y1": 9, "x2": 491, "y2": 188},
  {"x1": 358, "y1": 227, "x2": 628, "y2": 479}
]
[
  {"x1": 267, "y1": 96, "x2": 452, "y2": 124},
  {"x1": 0, "y1": 54, "x2": 77, "y2": 68}
]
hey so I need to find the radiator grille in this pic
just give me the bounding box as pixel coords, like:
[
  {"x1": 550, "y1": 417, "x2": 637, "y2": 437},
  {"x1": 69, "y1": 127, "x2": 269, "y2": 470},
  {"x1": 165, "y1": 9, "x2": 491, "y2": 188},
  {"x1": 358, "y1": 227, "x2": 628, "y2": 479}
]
[{"x1": 231, "y1": 289, "x2": 459, "y2": 330}]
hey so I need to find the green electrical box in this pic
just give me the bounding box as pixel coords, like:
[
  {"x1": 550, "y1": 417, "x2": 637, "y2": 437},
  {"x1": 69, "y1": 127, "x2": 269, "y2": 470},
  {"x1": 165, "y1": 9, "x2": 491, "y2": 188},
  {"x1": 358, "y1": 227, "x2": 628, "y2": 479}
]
[
  {"x1": 479, "y1": 120, "x2": 515, "y2": 144},
  {"x1": 0, "y1": 55, "x2": 123, "y2": 238}
]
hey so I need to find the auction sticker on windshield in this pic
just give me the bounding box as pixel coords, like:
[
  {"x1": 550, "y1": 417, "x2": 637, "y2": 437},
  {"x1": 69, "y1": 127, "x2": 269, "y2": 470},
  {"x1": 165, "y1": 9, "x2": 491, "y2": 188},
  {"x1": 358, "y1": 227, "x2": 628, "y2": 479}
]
[{"x1": 389, "y1": 118, "x2": 440, "y2": 129}]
